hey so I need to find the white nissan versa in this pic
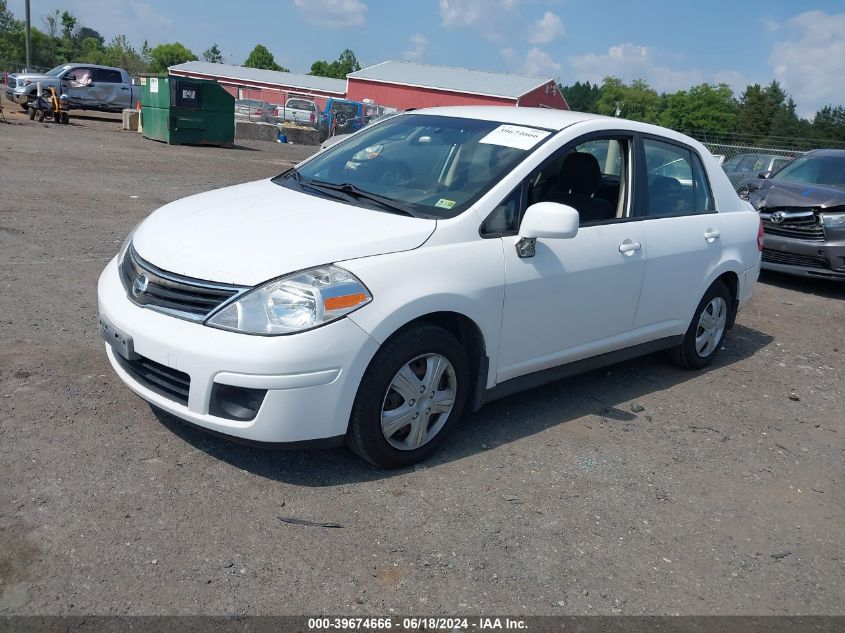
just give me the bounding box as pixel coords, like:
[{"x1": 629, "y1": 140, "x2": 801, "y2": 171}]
[{"x1": 98, "y1": 106, "x2": 762, "y2": 467}]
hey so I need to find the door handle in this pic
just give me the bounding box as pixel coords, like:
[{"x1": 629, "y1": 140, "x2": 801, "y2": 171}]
[
  {"x1": 704, "y1": 229, "x2": 721, "y2": 242},
  {"x1": 619, "y1": 240, "x2": 642, "y2": 255}
]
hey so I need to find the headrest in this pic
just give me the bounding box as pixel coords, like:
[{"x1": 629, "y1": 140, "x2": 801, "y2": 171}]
[{"x1": 558, "y1": 152, "x2": 602, "y2": 195}]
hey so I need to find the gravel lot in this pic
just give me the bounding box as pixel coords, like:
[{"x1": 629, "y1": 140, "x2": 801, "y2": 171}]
[{"x1": 1, "y1": 109, "x2": 843, "y2": 616}]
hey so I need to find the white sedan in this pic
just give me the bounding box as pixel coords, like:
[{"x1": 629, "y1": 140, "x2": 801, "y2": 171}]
[{"x1": 98, "y1": 106, "x2": 762, "y2": 468}]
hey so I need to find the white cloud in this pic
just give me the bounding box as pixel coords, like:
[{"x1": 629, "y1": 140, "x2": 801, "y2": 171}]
[
  {"x1": 403, "y1": 34, "x2": 428, "y2": 60},
  {"x1": 769, "y1": 10, "x2": 845, "y2": 117},
  {"x1": 761, "y1": 17, "x2": 780, "y2": 32},
  {"x1": 568, "y1": 43, "x2": 748, "y2": 95},
  {"x1": 292, "y1": 0, "x2": 367, "y2": 28},
  {"x1": 522, "y1": 47, "x2": 561, "y2": 76},
  {"x1": 438, "y1": 0, "x2": 519, "y2": 41},
  {"x1": 501, "y1": 47, "x2": 560, "y2": 78},
  {"x1": 529, "y1": 11, "x2": 564, "y2": 44}
]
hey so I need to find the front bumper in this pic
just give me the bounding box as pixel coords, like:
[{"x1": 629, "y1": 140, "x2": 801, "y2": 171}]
[
  {"x1": 761, "y1": 232, "x2": 845, "y2": 280},
  {"x1": 5, "y1": 88, "x2": 27, "y2": 105},
  {"x1": 98, "y1": 257, "x2": 380, "y2": 444}
]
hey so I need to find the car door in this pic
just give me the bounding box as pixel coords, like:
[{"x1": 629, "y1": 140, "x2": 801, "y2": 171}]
[
  {"x1": 61, "y1": 67, "x2": 95, "y2": 108},
  {"x1": 633, "y1": 136, "x2": 722, "y2": 335},
  {"x1": 494, "y1": 134, "x2": 648, "y2": 383},
  {"x1": 92, "y1": 68, "x2": 126, "y2": 109}
]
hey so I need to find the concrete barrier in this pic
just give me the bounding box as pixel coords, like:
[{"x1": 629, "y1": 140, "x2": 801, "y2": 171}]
[
  {"x1": 235, "y1": 120, "x2": 279, "y2": 142},
  {"x1": 122, "y1": 109, "x2": 140, "y2": 131}
]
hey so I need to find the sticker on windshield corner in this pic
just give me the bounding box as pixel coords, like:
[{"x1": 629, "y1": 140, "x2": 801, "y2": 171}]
[
  {"x1": 479, "y1": 125, "x2": 551, "y2": 150},
  {"x1": 435, "y1": 198, "x2": 457, "y2": 209}
]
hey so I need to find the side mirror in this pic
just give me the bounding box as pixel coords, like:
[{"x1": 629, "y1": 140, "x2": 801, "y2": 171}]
[
  {"x1": 518, "y1": 202, "x2": 579, "y2": 240},
  {"x1": 758, "y1": 171, "x2": 772, "y2": 180}
]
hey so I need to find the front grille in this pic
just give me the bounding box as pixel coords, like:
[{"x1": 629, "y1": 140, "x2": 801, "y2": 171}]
[
  {"x1": 120, "y1": 245, "x2": 245, "y2": 321},
  {"x1": 760, "y1": 209, "x2": 825, "y2": 241},
  {"x1": 114, "y1": 353, "x2": 191, "y2": 406},
  {"x1": 762, "y1": 248, "x2": 830, "y2": 269}
]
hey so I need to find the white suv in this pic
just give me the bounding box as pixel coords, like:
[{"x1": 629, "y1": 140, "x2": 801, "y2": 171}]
[{"x1": 98, "y1": 106, "x2": 762, "y2": 468}]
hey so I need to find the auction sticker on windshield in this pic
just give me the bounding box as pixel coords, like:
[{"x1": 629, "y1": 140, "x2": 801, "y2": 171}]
[{"x1": 479, "y1": 125, "x2": 551, "y2": 150}]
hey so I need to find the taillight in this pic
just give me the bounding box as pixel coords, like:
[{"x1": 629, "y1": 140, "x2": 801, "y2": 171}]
[
  {"x1": 310, "y1": 112, "x2": 315, "y2": 123},
  {"x1": 757, "y1": 219, "x2": 764, "y2": 252}
]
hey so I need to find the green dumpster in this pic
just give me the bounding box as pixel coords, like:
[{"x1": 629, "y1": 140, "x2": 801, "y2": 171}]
[{"x1": 140, "y1": 75, "x2": 234, "y2": 146}]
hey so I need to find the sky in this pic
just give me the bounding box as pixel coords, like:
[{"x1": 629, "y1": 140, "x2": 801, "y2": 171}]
[{"x1": 8, "y1": 0, "x2": 845, "y2": 117}]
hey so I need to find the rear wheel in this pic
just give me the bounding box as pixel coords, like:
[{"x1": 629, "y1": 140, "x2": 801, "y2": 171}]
[
  {"x1": 27, "y1": 107, "x2": 36, "y2": 120},
  {"x1": 34, "y1": 109, "x2": 45, "y2": 122},
  {"x1": 669, "y1": 280, "x2": 731, "y2": 369},
  {"x1": 347, "y1": 324, "x2": 469, "y2": 468}
]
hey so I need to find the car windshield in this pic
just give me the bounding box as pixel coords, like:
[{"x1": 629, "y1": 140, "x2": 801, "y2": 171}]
[
  {"x1": 45, "y1": 65, "x2": 70, "y2": 77},
  {"x1": 273, "y1": 114, "x2": 553, "y2": 219},
  {"x1": 771, "y1": 154, "x2": 845, "y2": 190}
]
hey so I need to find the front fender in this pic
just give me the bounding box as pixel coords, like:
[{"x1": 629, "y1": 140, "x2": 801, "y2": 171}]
[{"x1": 342, "y1": 240, "x2": 505, "y2": 388}]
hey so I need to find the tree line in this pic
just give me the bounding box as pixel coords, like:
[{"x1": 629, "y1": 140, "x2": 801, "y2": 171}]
[
  {"x1": 0, "y1": 2, "x2": 360, "y2": 79},
  {"x1": 561, "y1": 77, "x2": 845, "y2": 150}
]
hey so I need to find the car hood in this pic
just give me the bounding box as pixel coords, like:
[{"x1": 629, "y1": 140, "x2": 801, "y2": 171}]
[
  {"x1": 750, "y1": 179, "x2": 845, "y2": 210},
  {"x1": 9, "y1": 73, "x2": 53, "y2": 82},
  {"x1": 132, "y1": 179, "x2": 436, "y2": 286}
]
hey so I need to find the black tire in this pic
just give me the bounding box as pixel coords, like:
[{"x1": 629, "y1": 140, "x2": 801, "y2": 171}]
[
  {"x1": 61, "y1": 112, "x2": 70, "y2": 124},
  {"x1": 669, "y1": 280, "x2": 732, "y2": 370},
  {"x1": 28, "y1": 107, "x2": 36, "y2": 120},
  {"x1": 34, "y1": 109, "x2": 45, "y2": 122},
  {"x1": 347, "y1": 324, "x2": 469, "y2": 468}
]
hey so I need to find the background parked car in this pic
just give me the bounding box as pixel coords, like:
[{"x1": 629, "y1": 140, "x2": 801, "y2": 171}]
[
  {"x1": 274, "y1": 98, "x2": 319, "y2": 127},
  {"x1": 234, "y1": 99, "x2": 274, "y2": 123},
  {"x1": 5, "y1": 63, "x2": 139, "y2": 112},
  {"x1": 747, "y1": 148, "x2": 845, "y2": 280},
  {"x1": 722, "y1": 153, "x2": 795, "y2": 193}
]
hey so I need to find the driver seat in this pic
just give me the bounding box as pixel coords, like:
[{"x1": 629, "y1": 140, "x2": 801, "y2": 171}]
[{"x1": 547, "y1": 152, "x2": 615, "y2": 222}]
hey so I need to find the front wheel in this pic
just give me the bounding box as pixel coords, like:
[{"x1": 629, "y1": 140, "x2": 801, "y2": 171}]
[
  {"x1": 669, "y1": 280, "x2": 732, "y2": 369},
  {"x1": 347, "y1": 324, "x2": 469, "y2": 468}
]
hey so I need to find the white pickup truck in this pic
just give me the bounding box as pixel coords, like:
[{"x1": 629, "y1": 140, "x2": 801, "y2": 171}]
[
  {"x1": 5, "y1": 63, "x2": 140, "y2": 112},
  {"x1": 274, "y1": 97, "x2": 319, "y2": 127}
]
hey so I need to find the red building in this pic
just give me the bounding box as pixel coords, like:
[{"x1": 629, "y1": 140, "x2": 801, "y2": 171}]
[
  {"x1": 168, "y1": 61, "x2": 347, "y2": 112},
  {"x1": 346, "y1": 60, "x2": 568, "y2": 111}
]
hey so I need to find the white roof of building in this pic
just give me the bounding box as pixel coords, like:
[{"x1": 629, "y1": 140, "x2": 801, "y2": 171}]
[
  {"x1": 168, "y1": 61, "x2": 347, "y2": 95},
  {"x1": 347, "y1": 60, "x2": 554, "y2": 100}
]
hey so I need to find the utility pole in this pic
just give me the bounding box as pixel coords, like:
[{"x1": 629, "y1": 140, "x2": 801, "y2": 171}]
[{"x1": 25, "y1": 0, "x2": 32, "y2": 71}]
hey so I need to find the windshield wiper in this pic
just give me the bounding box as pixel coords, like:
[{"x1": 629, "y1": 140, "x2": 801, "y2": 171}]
[{"x1": 306, "y1": 180, "x2": 417, "y2": 217}]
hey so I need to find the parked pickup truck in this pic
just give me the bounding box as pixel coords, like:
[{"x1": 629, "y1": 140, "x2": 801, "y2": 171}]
[
  {"x1": 274, "y1": 98, "x2": 319, "y2": 127},
  {"x1": 5, "y1": 63, "x2": 140, "y2": 112}
]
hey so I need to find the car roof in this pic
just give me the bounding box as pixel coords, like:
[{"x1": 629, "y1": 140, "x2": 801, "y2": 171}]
[
  {"x1": 408, "y1": 106, "x2": 712, "y2": 151},
  {"x1": 805, "y1": 148, "x2": 845, "y2": 157}
]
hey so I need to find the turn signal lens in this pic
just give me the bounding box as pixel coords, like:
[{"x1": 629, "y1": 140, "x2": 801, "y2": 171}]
[{"x1": 757, "y1": 219, "x2": 764, "y2": 252}]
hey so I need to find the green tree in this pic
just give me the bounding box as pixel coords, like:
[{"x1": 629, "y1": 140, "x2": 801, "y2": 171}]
[
  {"x1": 0, "y1": 0, "x2": 23, "y2": 66},
  {"x1": 202, "y1": 43, "x2": 223, "y2": 63},
  {"x1": 149, "y1": 42, "x2": 197, "y2": 73},
  {"x1": 309, "y1": 48, "x2": 360, "y2": 78},
  {"x1": 76, "y1": 26, "x2": 104, "y2": 49},
  {"x1": 595, "y1": 76, "x2": 663, "y2": 123},
  {"x1": 244, "y1": 44, "x2": 287, "y2": 71},
  {"x1": 102, "y1": 35, "x2": 148, "y2": 75},
  {"x1": 734, "y1": 81, "x2": 789, "y2": 145},
  {"x1": 658, "y1": 83, "x2": 737, "y2": 137},
  {"x1": 560, "y1": 80, "x2": 600, "y2": 113},
  {"x1": 60, "y1": 11, "x2": 77, "y2": 40},
  {"x1": 812, "y1": 106, "x2": 845, "y2": 144}
]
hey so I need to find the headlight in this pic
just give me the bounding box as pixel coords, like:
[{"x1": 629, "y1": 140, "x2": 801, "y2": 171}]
[
  {"x1": 821, "y1": 212, "x2": 845, "y2": 229},
  {"x1": 205, "y1": 265, "x2": 372, "y2": 335}
]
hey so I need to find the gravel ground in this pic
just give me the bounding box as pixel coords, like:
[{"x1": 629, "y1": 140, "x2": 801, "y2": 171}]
[{"x1": 0, "y1": 109, "x2": 843, "y2": 616}]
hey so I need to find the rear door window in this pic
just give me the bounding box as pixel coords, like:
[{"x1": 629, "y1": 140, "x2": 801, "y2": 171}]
[
  {"x1": 642, "y1": 138, "x2": 713, "y2": 216},
  {"x1": 94, "y1": 68, "x2": 123, "y2": 83}
]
